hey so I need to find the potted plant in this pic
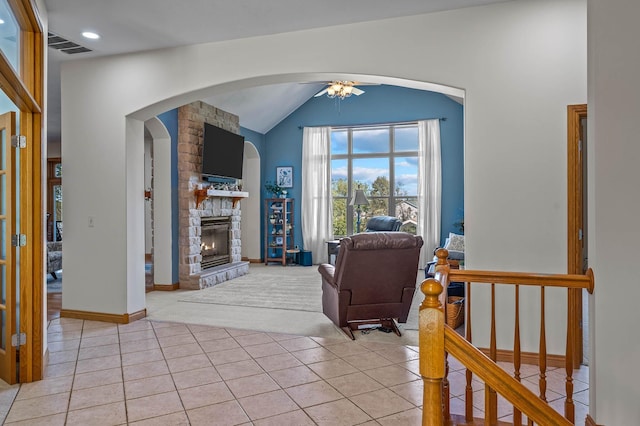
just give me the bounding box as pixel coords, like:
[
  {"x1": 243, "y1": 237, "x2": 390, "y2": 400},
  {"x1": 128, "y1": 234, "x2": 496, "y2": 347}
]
[{"x1": 264, "y1": 181, "x2": 283, "y2": 198}]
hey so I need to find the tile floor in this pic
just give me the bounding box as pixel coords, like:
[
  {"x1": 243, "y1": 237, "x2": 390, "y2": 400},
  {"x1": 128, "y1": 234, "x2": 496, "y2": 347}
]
[{"x1": 0, "y1": 318, "x2": 589, "y2": 425}]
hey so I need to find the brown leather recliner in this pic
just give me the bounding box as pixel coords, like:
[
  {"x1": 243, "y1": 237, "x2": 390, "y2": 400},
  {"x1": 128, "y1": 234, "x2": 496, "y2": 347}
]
[{"x1": 318, "y1": 232, "x2": 424, "y2": 339}]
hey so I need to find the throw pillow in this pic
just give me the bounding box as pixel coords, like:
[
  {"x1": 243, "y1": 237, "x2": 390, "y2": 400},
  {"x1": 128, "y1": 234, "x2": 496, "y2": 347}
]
[
  {"x1": 447, "y1": 250, "x2": 465, "y2": 260},
  {"x1": 445, "y1": 232, "x2": 465, "y2": 252}
]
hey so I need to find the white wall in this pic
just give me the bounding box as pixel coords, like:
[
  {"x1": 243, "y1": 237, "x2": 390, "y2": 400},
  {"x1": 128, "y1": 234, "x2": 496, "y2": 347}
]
[
  {"x1": 144, "y1": 136, "x2": 152, "y2": 253},
  {"x1": 241, "y1": 141, "x2": 261, "y2": 261},
  {"x1": 588, "y1": 1, "x2": 640, "y2": 423},
  {"x1": 60, "y1": 0, "x2": 585, "y2": 352}
]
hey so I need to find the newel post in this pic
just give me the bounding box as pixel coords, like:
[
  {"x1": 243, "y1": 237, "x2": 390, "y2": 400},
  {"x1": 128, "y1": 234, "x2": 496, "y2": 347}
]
[{"x1": 419, "y1": 278, "x2": 445, "y2": 425}]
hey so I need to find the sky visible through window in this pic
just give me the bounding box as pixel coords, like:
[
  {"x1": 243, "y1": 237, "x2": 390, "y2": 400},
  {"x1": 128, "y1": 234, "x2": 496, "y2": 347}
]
[{"x1": 331, "y1": 127, "x2": 418, "y2": 195}]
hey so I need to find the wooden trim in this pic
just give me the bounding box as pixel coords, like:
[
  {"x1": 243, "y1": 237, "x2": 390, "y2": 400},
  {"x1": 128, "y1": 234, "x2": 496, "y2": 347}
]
[
  {"x1": 61, "y1": 308, "x2": 147, "y2": 324},
  {"x1": 585, "y1": 414, "x2": 602, "y2": 426},
  {"x1": 20, "y1": 28, "x2": 44, "y2": 382},
  {"x1": 242, "y1": 257, "x2": 262, "y2": 263},
  {"x1": 479, "y1": 348, "x2": 566, "y2": 369},
  {"x1": 153, "y1": 283, "x2": 180, "y2": 291},
  {"x1": 41, "y1": 348, "x2": 49, "y2": 381},
  {"x1": 8, "y1": 0, "x2": 42, "y2": 31},
  {"x1": 567, "y1": 104, "x2": 588, "y2": 369},
  {"x1": 128, "y1": 309, "x2": 147, "y2": 323},
  {"x1": 0, "y1": 50, "x2": 40, "y2": 112}
]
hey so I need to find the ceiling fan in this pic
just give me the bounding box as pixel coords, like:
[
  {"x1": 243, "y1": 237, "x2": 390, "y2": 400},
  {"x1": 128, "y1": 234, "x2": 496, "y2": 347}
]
[{"x1": 313, "y1": 81, "x2": 367, "y2": 99}]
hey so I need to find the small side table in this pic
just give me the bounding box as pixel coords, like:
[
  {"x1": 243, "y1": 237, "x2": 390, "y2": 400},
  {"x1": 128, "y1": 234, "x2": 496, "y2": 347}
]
[
  {"x1": 286, "y1": 249, "x2": 300, "y2": 265},
  {"x1": 326, "y1": 240, "x2": 341, "y2": 265}
]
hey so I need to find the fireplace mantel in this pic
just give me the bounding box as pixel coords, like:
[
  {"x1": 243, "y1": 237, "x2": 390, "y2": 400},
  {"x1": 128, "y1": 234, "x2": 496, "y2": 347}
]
[{"x1": 194, "y1": 188, "x2": 249, "y2": 208}]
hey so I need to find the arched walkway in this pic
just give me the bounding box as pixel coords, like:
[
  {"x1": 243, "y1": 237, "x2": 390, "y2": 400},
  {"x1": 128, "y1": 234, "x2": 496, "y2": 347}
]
[{"x1": 241, "y1": 141, "x2": 261, "y2": 261}]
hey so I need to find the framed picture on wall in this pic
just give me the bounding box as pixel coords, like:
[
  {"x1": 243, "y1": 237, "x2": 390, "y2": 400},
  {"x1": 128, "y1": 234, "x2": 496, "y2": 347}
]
[{"x1": 276, "y1": 166, "x2": 293, "y2": 188}]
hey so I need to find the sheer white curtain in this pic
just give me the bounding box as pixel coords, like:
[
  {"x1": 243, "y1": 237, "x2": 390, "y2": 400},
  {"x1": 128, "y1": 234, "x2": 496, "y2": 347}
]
[
  {"x1": 417, "y1": 119, "x2": 442, "y2": 267},
  {"x1": 302, "y1": 127, "x2": 332, "y2": 264}
]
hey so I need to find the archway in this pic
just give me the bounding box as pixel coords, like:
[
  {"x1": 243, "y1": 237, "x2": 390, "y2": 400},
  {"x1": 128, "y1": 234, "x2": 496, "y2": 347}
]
[
  {"x1": 123, "y1": 73, "x2": 464, "y2": 312},
  {"x1": 241, "y1": 141, "x2": 261, "y2": 262},
  {"x1": 143, "y1": 117, "x2": 175, "y2": 289}
]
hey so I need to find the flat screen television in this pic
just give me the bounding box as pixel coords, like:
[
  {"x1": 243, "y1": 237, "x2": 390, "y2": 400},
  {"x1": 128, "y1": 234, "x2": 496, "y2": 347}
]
[{"x1": 201, "y1": 123, "x2": 245, "y2": 180}]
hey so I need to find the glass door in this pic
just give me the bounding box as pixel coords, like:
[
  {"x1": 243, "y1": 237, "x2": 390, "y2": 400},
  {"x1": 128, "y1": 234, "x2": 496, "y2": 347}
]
[{"x1": 0, "y1": 111, "x2": 17, "y2": 384}]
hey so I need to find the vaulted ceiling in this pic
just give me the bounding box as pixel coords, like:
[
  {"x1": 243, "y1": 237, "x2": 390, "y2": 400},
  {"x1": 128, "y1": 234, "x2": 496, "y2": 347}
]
[{"x1": 44, "y1": 0, "x2": 507, "y2": 138}]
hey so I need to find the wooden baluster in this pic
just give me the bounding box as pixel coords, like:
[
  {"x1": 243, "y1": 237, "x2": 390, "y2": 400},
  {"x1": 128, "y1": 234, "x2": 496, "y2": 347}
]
[
  {"x1": 434, "y1": 249, "x2": 452, "y2": 422},
  {"x1": 443, "y1": 352, "x2": 450, "y2": 421},
  {"x1": 539, "y1": 286, "x2": 548, "y2": 402},
  {"x1": 465, "y1": 281, "x2": 474, "y2": 422},
  {"x1": 565, "y1": 288, "x2": 575, "y2": 423},
  {"x1": 419, "y1": 278, "x2": 445, "y2": 425},
  {"x1": 513, "y1": 284, "x2": 522, "y2": 425},
  {"x1": 486, "y1": 283, "x2": 498, "y2": 424}
]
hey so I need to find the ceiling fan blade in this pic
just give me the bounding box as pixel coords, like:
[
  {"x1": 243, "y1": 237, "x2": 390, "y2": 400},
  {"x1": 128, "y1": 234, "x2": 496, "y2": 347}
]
[
  {"x1": 351, "y1": 87, "x2": 365, "y2": 96},
  {"x1": 314, "y1": 88, "x2": 329, "y2": 97}
]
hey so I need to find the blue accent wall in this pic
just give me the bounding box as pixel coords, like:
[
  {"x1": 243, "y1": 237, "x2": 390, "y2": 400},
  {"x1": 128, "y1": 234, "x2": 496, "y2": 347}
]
[
  {"x1": 158, "y1": 109, "x2": 180, "y2": 283},
  {"x1": 263, "y1": 85, "x2": 464, "y2": 255},
  {"x1": 240, "y1": 127, "x2": 265, "y2": 156}
]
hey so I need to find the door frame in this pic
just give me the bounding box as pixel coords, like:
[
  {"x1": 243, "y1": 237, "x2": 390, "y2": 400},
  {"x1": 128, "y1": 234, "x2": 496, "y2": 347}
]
[
  {"x1": 567, "y1": 104, "x2": 587, "y2": 367},
  {"x1": 0, "y1": 112, "x2": 18, "y2": 383},
  {"x1": 0, "y1": 0, "x2": 45, "y2": 382}
]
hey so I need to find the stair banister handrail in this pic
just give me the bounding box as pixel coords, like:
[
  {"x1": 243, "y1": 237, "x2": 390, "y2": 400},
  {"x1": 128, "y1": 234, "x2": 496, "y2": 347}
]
[
  {"x1": 444, "y1": 326, "x2": 574, "y2": 425},
  {"x1": 434, "y1": 248, "x2": 595, "y2": 294},
  {"x1": 421, "y1": 249, "x2": 595, "y2": 424}
]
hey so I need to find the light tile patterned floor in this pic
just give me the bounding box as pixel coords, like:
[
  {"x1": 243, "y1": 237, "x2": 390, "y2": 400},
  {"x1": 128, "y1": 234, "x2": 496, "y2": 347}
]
[{"x1": 0, "y1": 318, "x2": 589, "y2": 425}]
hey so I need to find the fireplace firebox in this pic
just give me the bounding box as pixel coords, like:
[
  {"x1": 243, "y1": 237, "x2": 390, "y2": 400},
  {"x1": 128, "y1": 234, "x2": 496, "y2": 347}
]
[{"x1": 200, "y1": 216, "x2": 231, "y2": 269}]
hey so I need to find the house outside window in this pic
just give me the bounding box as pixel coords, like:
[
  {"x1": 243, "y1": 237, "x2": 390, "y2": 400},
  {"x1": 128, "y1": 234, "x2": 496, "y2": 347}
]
[{"x1": 331, "y1": 124, "x2": 419, "y2": 237}]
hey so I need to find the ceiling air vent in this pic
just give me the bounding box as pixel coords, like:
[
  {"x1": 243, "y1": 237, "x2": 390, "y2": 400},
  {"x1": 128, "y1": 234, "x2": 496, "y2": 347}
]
[{"x1": 48, "y1": 32, "x2": 92, "y2": 54}]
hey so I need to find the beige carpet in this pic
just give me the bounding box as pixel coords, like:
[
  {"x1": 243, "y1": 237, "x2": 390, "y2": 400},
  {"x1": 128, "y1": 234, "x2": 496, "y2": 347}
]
[
  {"x1": 179, "y1": 264, "x2": 322, "y2": 313},
  {"x1": 177, "y1": 263, "x2": 424, "y2": 330}
]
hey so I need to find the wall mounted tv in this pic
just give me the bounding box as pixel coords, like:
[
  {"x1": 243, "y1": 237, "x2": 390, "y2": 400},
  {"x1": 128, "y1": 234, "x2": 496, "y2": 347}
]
[{"x1": 201, "y1": 123, "x2": 245, "y2": 180}]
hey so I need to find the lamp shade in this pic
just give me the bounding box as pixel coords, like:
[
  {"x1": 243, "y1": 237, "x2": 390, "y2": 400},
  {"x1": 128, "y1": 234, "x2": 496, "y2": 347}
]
[{"x1": 349, "y1": 189, "x2": 369, "y2": 206}]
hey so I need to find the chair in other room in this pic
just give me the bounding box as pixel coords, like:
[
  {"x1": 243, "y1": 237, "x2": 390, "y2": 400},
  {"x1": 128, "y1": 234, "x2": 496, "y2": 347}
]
[
  {"x1": 318, "y1": 232, "x2": 423, "y2": 339},
  {"x1": 364, "y1": 215, "x2": 402, "y2": 232},
  {"x1": 47, "y1": 241, "x2": 62, "y2": 279}
]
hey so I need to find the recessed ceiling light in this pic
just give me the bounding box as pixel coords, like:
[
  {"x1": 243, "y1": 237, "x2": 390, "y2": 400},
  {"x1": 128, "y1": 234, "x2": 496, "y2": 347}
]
[
  {"x1": 82, "y1": 31, "x2": 100, "y2": 40},
  {"x1": 0, "y1": 19, "x2": 5, "y2": 25}
]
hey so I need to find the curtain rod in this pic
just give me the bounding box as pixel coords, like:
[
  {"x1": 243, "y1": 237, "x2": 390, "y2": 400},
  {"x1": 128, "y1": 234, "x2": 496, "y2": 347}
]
[{"x1": 297, "y1": 117, "x2": 446, "y2": 130}]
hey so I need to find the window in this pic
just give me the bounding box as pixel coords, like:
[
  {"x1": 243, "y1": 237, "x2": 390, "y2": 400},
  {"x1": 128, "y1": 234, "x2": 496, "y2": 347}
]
[{"x1": 331, "y1": 124, "x2": 419, "y2": 236}]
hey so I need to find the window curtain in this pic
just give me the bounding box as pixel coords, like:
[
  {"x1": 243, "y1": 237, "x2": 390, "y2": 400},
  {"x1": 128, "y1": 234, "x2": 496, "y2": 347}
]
[
  {"x1": 302, "y1": 127, "x2": 333, "y2": 264},
  {"x1": 417, "y1": 119, "x2": 442, "y2": 267}
]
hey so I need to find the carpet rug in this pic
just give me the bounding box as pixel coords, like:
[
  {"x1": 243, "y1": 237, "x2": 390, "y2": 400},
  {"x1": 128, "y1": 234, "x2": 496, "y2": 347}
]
[
  {"x1": 179, "y1": 264, "x2": 323, "y2": 313},
  {"x1": 47, "y1": 272, "x2": 63, "y2": 293},
  {"x1": 178, "y1": 264, "x2": 425, "y2": 329}
]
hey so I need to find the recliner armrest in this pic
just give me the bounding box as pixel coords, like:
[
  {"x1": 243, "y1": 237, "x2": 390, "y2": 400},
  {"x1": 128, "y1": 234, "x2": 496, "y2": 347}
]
[{"x1": 318, "y1": 264, "x2": 336, "y2": 285}]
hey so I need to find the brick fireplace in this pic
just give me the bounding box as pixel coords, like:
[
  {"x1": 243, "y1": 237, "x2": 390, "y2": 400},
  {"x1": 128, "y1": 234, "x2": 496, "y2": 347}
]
[{"x1": 178, "y1": 101, "x2": 249, "y2": 290}]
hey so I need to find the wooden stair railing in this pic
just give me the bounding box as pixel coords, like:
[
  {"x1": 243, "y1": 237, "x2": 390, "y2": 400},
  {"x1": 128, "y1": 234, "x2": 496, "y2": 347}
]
[{"x1": 419, "y1": 249, "x2": 594, "y2": 425}]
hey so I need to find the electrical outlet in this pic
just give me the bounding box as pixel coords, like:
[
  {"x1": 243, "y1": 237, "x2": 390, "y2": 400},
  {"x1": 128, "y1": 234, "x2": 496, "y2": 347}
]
[{"x1": 88, "y1": 216, "x2": 95, "y2": 228}]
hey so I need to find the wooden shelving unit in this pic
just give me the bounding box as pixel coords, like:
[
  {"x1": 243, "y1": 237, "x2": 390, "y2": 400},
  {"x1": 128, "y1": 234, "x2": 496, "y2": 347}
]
[{"x1": 264, "y1": 198, "x2": 295, "y2": 266}]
